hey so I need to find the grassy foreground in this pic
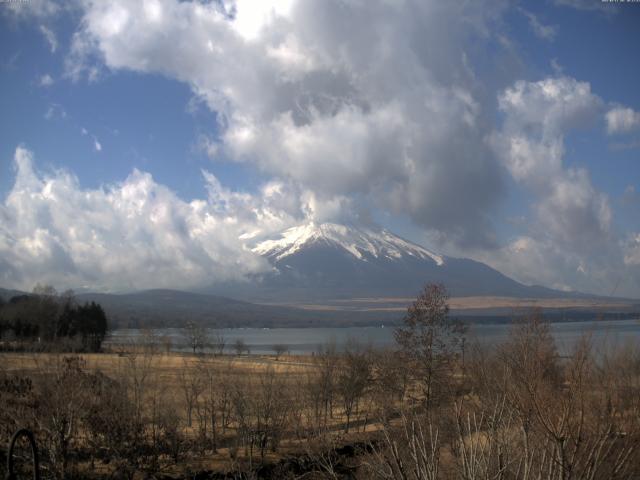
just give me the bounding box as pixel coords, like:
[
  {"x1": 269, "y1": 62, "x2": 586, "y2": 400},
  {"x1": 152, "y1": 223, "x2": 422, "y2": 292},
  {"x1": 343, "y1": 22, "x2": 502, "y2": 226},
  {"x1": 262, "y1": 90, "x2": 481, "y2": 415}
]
[
  {"x1": 3, "y1": 307, "x2": 640, "y2": 479},
  {"x1": 1, "y1": 347, "x2": 389, "y2": 478}
]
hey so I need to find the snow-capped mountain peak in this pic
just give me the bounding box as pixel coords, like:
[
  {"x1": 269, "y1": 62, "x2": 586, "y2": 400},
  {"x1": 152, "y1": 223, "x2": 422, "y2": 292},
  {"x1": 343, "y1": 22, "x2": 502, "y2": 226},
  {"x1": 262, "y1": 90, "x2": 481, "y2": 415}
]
[
  {"x1": 252, "y1": 222, "x2": 444, "y2": 265},
  {"x1": 234, "y1": 221, "x2": 562, "y2": 300}
]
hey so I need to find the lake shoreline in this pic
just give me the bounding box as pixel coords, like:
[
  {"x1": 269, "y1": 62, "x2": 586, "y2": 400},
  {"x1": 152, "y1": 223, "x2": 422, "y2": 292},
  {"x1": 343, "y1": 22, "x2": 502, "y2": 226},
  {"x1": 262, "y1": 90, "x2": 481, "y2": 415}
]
[{"x1": 107, "y1": 317, "x2": 640, "y2": 356}]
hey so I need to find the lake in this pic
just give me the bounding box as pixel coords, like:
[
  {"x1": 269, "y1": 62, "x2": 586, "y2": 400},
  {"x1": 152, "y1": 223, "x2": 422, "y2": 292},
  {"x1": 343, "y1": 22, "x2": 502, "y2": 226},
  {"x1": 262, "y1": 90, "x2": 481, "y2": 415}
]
[{"x1": 107, "y1": 318, "x2": 640, "y2": 355}]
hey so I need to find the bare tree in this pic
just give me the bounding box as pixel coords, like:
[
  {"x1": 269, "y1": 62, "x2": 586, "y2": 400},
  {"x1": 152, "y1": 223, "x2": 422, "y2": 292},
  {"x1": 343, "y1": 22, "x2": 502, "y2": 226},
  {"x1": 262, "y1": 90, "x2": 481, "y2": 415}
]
[
  {"x1": 183, "y1": 321, "x2": 208, "y2": 354},
  {"x1": 33, "y1": 355, "x2": 89, "y2": 479},
  {"x1": 310, "y1": 340, "x2": 339, "y2": 430},
  {"x1": 82, "y1": 368, "x2": 144, "y2": 477},
  {"x1": 177, "y1": 360, "x2": 202, "y2": 428},
  {"x1": 455, "y1": 310, "x2": 640, "y2": 480},
  {"x1": 211, "y1": 328, "x2": 226, "y2": 356},
  {"x1": 394, "y1": 283, "x2": 466, "y2": 409},
  {"x1": 119, "y1": 344, "x2": 155, "y2": 426},
  {"x1": 337, "y1": 340, "x2": 371, "y2": 433},
  {"x1": 366, "y1": 409, "x2": 441, "y2": 480},
  {"x1": 254, "y1": 366, "x2": 291, "y2": 460},
  {"x1": 234, "y1": 338, "x2": 248, "y2": 356},
  {"x1": 195, "y1": 359, "x2": 220, "y2": 452},
  {"x1": 229, "y1": 374, "x2": 255, "y2": 464},
  {"x1": 141, "y1": 328, "x2": 161, "y2": 355},
  {"x1": 372, "y1": 347, "x2": 411, "y2": 420},
  {"x1": 215, "y1": 362, "x2": 235, "y2": 436},
  {"x1": 272, "y1": 343, "x2": 288, "y2": 360},
  {"x1": 514, "y1": 327, "x2": 639, "y2": 479}
]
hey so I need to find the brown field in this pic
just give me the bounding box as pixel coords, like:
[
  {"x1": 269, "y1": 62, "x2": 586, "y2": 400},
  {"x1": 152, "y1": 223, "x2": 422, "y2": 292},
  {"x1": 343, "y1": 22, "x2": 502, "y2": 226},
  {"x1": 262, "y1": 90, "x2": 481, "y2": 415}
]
[
  {"x1": 0, "y1": 348, "x2": 386, "y2": 478},
  {"x1": 0, "y1": 351, "x2": 315, "y2": 376},
  {"x1": 3, "y1": 307, "x2": 640, "y2": 479},
  {"x1": 266, "y1": 295, "x2": 637, "y2": 312}
]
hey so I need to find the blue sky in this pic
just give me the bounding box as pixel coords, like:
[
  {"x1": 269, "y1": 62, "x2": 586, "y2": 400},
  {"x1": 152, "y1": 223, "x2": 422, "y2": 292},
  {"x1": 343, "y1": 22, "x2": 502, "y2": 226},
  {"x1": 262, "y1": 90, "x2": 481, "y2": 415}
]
[{"x1": 0, "y1": 0, "x2": 639, "y2": 296}]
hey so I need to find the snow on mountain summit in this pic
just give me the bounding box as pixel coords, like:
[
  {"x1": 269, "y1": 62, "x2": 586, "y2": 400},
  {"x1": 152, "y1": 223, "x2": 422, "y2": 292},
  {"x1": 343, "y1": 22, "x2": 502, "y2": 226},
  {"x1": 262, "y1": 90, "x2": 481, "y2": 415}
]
[
  {"x1": 252, "y1": 222, "x2": 444, "y2": 266},
  {"x1": 234, "y1": 222, "x2": 568, "y2": 299}
]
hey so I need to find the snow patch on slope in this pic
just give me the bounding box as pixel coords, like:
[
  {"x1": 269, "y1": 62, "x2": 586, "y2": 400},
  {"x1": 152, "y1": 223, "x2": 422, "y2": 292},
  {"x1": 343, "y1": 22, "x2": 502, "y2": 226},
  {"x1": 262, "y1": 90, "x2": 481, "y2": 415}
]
[{"x1": 253, "y1": 222, "x2": 445, "y2": 265}]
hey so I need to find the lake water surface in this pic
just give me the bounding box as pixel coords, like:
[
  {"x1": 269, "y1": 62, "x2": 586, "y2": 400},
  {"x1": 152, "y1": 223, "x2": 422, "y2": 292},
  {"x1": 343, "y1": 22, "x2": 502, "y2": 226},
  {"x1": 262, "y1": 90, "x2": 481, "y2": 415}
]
[{"x1": 108, "y1": 318, "x2": 640, "y2": 355}]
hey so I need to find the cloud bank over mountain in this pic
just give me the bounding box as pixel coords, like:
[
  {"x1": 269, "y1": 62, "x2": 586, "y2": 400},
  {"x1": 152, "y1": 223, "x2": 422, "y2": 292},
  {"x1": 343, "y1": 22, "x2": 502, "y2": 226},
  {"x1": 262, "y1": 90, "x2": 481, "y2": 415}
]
[
  {"x1": 64, "y1": 0, "x2": 509, "y2": 248},
  {"x1": 1, "y1": 0, "x2": 639, "y2": 297},
  {"x1": 1, "y1": 147, "x2": 275, "y2": 290}
]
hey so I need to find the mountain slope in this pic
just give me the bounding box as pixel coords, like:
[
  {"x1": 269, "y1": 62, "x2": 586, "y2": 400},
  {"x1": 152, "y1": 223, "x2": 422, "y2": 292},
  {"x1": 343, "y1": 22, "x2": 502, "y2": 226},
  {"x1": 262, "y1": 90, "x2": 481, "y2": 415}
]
[
  {"x1": 255, "y1": 223, "x2": 444, "y2": 265},
  {"x1": 231, "y1": 222, "x2": 588, "y2": 301}
]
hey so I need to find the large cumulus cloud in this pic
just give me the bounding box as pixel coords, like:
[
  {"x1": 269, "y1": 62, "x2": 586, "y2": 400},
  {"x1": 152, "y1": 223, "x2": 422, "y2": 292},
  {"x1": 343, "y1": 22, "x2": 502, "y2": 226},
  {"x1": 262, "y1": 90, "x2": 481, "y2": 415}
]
[
  {"x1": 0, "y1": 146, "x2": 314, "y2": 291},
  {"x1": 493, "y1": 77, "x2": 610, "y2": 252},
  {"x1": 65, "y1": 0, "x2": 510, "y2": 246},
  {"x1": 484, "y1": 77, "x2": 640, "y2": 296}
]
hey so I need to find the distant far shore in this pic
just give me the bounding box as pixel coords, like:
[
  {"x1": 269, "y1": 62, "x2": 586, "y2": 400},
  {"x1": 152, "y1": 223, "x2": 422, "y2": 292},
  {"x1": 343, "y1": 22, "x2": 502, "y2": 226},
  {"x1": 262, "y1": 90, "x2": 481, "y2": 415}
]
[{"x1": 262, "y1": 295, "x2": 640, "y2": 312}]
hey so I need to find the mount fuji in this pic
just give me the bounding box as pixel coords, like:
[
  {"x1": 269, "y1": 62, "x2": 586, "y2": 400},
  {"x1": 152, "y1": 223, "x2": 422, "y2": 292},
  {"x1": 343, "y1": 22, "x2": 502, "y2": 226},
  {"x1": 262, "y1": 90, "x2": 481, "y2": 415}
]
[
  {"x1": 213, "y1": 222, "x2": 570, "y2": 302},
  {"x1": 16, "y1": 222, "x2": 624, "y2": 329}
]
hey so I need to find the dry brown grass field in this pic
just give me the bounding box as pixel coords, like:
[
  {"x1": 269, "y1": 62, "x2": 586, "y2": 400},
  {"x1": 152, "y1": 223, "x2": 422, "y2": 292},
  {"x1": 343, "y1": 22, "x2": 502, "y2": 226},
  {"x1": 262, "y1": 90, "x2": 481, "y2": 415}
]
[
  {"x1": 0, "y1": 347, "x2": 389, "y2": 478},
  {"x1": 2, "y1": 294, "x2": 640, "y2": 479}
]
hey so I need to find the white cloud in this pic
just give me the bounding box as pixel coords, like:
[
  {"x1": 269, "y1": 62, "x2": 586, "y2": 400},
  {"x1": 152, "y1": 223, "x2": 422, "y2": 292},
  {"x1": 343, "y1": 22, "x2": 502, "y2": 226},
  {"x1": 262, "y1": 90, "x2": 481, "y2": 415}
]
[
  {"x1": 482, "y1": 76, "x2": 640, "y2": 296},
  {"x1": 38, "y1": 73, "x2": 54, "y2": 87},
  {"x1": 497, "y1": 77, "x2": 601, "y2": 139},
  {"x1": 471, "y1": 233, "x2": 634, "y2": 296},
  {"x1": 520, "y1": 9, "x2": 557, "y2": 41},
  {"x1": 39, "y1": 25, "x2": 58, "y2": 53},
  {"x1": 484, "y1": 236, "x2": 579, "y2": 290},
  {"x1": 44, "y1": 103, "x2": 66, "y2": 120},
  {"x1": 64, "y1": 0, "x2": 510, "y2": 247},
  {"x1": 228, "y1": 0, "x2": 296, "y2": 41},
  {"x1": 550, "y1": 58, "x2": 563, "y2": 74},
  {"x1": 625, "y1": 234, "x2": 640, "y2": 266},
  {"x1": 494, "y1": 77, "x2": 610, "y2": 249},
  {"x1": 193, "y1": 134, "x2": 219, "y2": 159},
  {"x1": 492, "y1": 77, "x2": 609, "y2": 253},
  {"x1": 535, "y1": 167, "x2": 611, "y2": 252},
  {"x1": 0, "y1": 146, "x2": 317, "y2": 291},
  {"x1": 80, "y1": 127, "x2": 103, "y2": 152},
  {"x1": 606, "y1": 106, "x2": 640, "y2": 135}
]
